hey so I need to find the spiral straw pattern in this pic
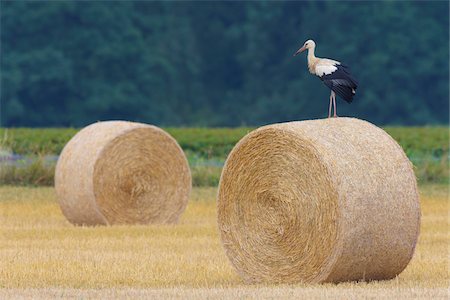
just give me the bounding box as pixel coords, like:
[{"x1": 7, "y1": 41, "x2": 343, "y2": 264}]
[
  {"x1": 218, "y1": 117, "x2": 420, "y2": 284},
  {"x1": 55, "y1": 121, "x2": 191, "y2": 226}
]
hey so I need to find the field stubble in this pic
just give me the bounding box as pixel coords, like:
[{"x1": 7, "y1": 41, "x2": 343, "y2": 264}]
[{"x1": 0, "y1": 185, "x2": 448, "y2": 299}]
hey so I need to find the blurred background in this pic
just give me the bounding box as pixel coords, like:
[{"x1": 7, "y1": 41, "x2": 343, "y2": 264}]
[
  {"x1": 0, "y1": 1, "x2": 448, "y2": 187},
  {"x1": 1, "y1": 0, "x2": 449, "y2": 127}
]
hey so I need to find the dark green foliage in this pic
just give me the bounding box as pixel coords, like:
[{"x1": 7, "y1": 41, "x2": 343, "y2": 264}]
[{"x1": 1, "y1": 1, "x2": 449, "y2": 127}]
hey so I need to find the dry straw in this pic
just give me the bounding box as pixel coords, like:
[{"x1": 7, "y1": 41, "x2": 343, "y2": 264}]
[
  {"x1": 55, "y1": 121, "x2": 191, "y2": 226},
  {"x1": 217, "y1": 117, "x2": 420, "y2": 284}
]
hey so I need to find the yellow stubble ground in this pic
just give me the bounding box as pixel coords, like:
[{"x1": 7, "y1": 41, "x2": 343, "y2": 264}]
[{"x1": 0, "y1": 185, "x2": 448, "y2": 299}]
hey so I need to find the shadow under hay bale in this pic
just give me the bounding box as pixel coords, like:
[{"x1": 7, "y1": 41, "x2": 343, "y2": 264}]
[
  {"x1": 55, "y1": 121, "x2": 191, "y2": 226},
  {"x1": 217, "y1": 117, "x2": 420, "y2": 284}
]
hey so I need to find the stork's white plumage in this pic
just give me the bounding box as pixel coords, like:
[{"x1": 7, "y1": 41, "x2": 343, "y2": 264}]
[{"x1": 294, "y1": 39, "x2": 358, "y2": 118}]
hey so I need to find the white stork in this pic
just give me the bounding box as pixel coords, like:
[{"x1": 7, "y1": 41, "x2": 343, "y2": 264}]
[{"x1": 294, "y1": 39, "x2": 358, "y2": 118}]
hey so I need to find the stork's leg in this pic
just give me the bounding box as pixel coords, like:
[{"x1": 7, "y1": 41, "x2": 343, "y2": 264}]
[
  {"x1": 332, "y1": 91, "x2": 338, "y2": 118},
  {"x1": 328, "y1": 91, "x2": 333, "y2": 118}
]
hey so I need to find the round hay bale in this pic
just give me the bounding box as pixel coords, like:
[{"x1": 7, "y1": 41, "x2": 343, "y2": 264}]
[
  {"x1": 217, "y1": 117, "x2": 420, "y2": 284},
  {"x1": 55, "y1": 121, "x2": 191, "y2": 226}
]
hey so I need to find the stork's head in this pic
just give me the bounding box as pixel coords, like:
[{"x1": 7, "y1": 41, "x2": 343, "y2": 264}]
[{"x1": 293, "y1": 39, "x2": 316, "y2": 56}]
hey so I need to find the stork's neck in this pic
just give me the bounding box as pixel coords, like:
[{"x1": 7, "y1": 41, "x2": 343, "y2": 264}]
[
  {"x1": 307, "y1": 47, "x2": 316, "y2": 60},
  {"x1": 307, "y1": 47, "x2": 318, "y2": 74}
]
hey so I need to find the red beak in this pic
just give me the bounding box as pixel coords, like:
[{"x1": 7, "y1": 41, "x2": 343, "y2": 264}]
[{"x1": 293, "y1": 46, "x2": 306, "y2": 56}]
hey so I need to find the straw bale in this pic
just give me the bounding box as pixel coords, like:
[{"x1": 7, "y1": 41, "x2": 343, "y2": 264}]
[
  {"x1": 55, "y1": 121, "x2": 191, "y2": 226},
  {"x1": 217, "y1": 117, "x2": 420, "y2": 284}
]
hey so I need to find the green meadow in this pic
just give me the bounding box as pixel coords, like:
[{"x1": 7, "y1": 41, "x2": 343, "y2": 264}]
[{"x1": 0, "y1": 127, "x2": 448, "y2": 186}]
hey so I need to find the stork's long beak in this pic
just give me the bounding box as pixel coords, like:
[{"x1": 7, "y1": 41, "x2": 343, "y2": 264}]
[{"x1": 293, "y1": 46, "x2": 306, "y2": 56}]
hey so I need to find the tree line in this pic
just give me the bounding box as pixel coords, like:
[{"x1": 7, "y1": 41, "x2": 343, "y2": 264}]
[{"x1": 1, "y1": 1, "x2": 448, "y2": 127}]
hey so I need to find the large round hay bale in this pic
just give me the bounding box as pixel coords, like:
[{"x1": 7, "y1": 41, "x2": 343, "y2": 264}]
[
  {"x1": 55, "y1": 121, "x2": 191, "y2": 226},
  {"x1": 217, "y1": 117, "x2": 420, "y2": 284}
]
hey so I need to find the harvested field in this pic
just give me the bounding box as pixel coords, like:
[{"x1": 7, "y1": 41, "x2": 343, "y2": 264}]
[{"x1": 0, "y1": 185, "x2": 448, "y2": 298}]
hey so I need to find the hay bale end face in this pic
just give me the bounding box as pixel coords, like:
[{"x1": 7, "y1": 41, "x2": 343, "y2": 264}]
[
  {"x1": 55, "y1": 121, "x2": 191, "y2": 226},
  {"x1": 217, "y1": 117, "x2": 420, "y2": 284}
]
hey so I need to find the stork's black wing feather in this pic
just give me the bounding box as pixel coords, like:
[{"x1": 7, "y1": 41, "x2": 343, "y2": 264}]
[{"x1": 321, "y1": 64, "x2": 358, "y2": 103}]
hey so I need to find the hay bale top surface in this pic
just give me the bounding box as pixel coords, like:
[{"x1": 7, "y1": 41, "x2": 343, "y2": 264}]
[{"x1": 218, "y1": 117, "x2": 420, "y2": 284}]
